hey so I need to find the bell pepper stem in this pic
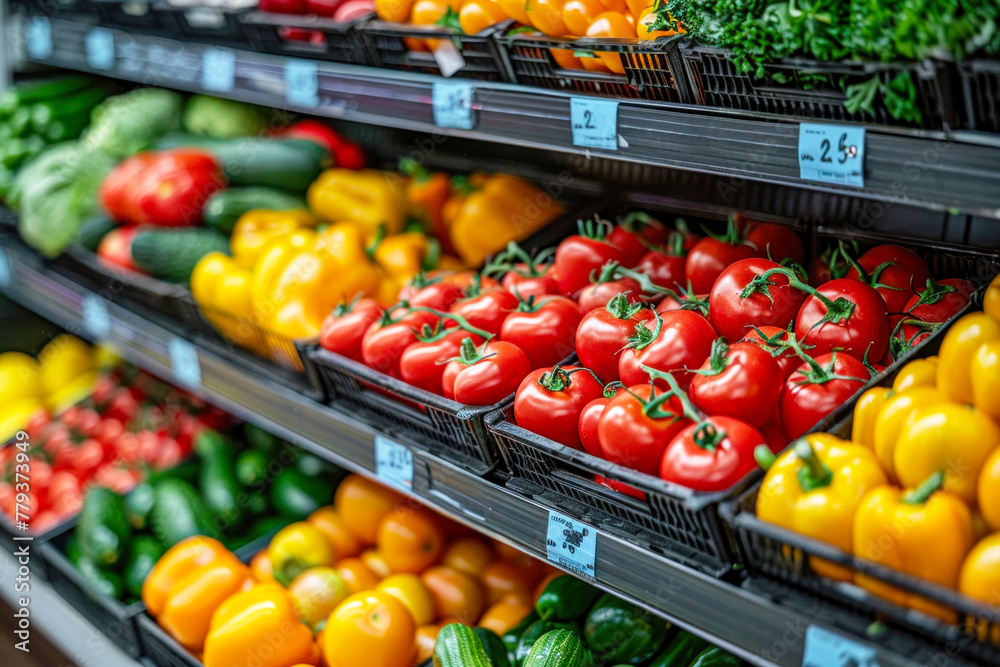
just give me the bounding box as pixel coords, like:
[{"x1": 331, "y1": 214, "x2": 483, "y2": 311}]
[
  {"x1": 902, "y1": 470, "x2": 945, "y2": 504},
  {"x1": 794, "y1": 439, "x2": 833, "y2": 492},
  {"x1": 754, "y1": 444, "x2": 777, "y2": 471}
]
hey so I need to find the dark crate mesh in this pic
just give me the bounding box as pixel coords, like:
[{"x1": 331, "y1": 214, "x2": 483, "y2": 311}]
[
  {"x1": 93, "y1": 0, "x2": 172, "y2": 35},
  {"x1": 959, "y1": 60, "x2": 1000, "y2": 133},
  {"x1": 195, "y1": 305, "x2": 307, "y2": 374},
  {"x1": 138, "y1": 614, "x2": 202, "y2": 667},
  {"x1": 159, "y1": 5, "x2": 248, "y2": 44},
  {"x1": 363, "y1": 20, "x2": 510, "y2": 81},
  {"x1": 241, "y1": 11, "x2": 370, "y2": 65},
  {"x1": 681, "y1": 45, "x2": 956, "y2": 130}
]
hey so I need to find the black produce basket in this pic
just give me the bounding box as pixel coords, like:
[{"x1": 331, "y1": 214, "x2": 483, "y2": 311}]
[
  {"x1": 0, "y1": 515, "x2": 73, "y2": 580},
  {"x1": 958, "y1": 59, "x2": 1000, "y2": 133},
  {"x1": 192, "y1": 304, "x2": 314, "y2": 378},
  {"x1": 157, "y1": 3, "x2": 251, "y2": 45},
  {"x1": 241, "y1": 10, "x2": 371, "y2": 65},
  {"x1": 92, "y1": 0, "x2": 173, "y2": 35},
  {"x1": 23, "y1": 0, "x2": 97, "y2": 17},
  {"x1": 138, "y1": 614, "x2": 202, "y2": 667},
  {"x1": 362, "y1": 19, "x2": 513, "y2": 81},
  {"x1": 502, "y1": 31, "x2": 688, "y2": 103},
  {"x1": 39, "y1": 528, "x2": 146, "y2": 658},
  {"x1": 679, "y1": 42, "x2": 957, "y2": 130}
]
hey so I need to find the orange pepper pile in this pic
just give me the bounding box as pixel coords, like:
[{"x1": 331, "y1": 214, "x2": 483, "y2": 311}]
[{"x1": 144, "y1": 474, "x2": 551, "y2": 667}]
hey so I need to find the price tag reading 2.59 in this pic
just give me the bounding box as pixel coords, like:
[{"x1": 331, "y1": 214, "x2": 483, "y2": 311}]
[
  {"x1": 546, "y1": 510, "x2": 597, "y2": 581},
  {"x1": 798, "y1": 123, "x2": 866, "y2": 188}
]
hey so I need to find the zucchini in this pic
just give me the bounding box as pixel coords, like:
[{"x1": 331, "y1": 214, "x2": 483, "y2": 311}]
[
  {"x1": 650, "y1": 630, "x2": 708, "y2": 667},
  {"x1": 474, "y1": 627, "x2": 512, "y2": 667},
  {"x1": 523, "y1": 629, "x2": 594, "y2": 667},
  {"x1": 269, "y1": 467, "x2": 332, "y2": 519},
  {"x1": 131, "y1": 228, "x2": 230, "y2": 283},
  {"x1": 30, "y1": 86, "x2": 109, "y2": 130},
  {"x1": 434, "y1": 623, "x2": 492, "y2": 667},
  {"x1": 244, "y1": 422, "x2": 280, "y2": 455},
  {"x1": 78, "y1": 215, "x2": 118, "y2": 252},
  {"x1": 504, "y1": 609, "x2": 539, "y2": 663},
  {"x1": 235, "y1": 449, "x2": 268, "y2": 487},
  {"x1": 150, "y1": 479, "x2": 221, "y2": 548},
  {"x1": 124, "y1": 535, "x2": 164, "y2": 599},
  {"x1": 0, "y1": 75, "x2": 95, "y2": 114},
  {"x1": 689, "y1": 646, "x2": 741, "y2": 667},
  {"x1": 584, "y1": 593, "x2": 670, "y2": 665},
  {"x1": 515, "y1": 620, "x2": 580, "y2": 667},
  {"x1": 203, "y1": 186, "x2": 306, "y2": 235},
  {"x1": 75, "y1": 555, "x2": 125, "y2": 599},
  {"x1": 77, "y1": 487, "x2": 130, "y2": 566},
  {"x1": 124, "y1": 482, "x2": 156, "y2": 530},
  {"x1": 194, "y1": 430, "x2": 244, "y2": 529},
  {"x1": 535, "y1": 575, "x2": 602, "y2": 621}
]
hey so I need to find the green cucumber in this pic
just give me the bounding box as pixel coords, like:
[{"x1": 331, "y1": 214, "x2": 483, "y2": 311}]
[
  {"x1": 474, "y1": 627, "x2": 512, "y2": 667},
  {"x1": 150, "y1": 479, "x2": 220, "y2": 548},
  {"x1": 269, "y1": 467, "x2": 332, "y2": 519},
  {"x1": 650, "y1": 630, "x2": 708, "y2": 667},
  {"x1": 515, "y1": 620, "x2": 580, "y2": 667},
  {"x1": 689, "y1": 646, "x2": 741, "y2": 667},
  {"x1": 244, "y1": 423, "x2": 280, "y2": 455},
  {"x1": 584, "y1": 593, "x2": 670, "y2": 665},
  {"x1": 434, "y1": 623, "x2": 492, "y2": 667},
  {"x1": 195, "y1": 430, "x2": 244, "y2": 529},
  {"x1": 30, "y1": 86, "x2": 109, "y2": 130},
  {"x1": 235, "y1": 449, "x2": 268, "y2": 487},
  {"x1": 124, "y1": 483, "x2": 156, "y2": 530},
  {"x1": 124, "y1": 535, "x2": 164, "y2": 599},
  {"x1": 130, "y1": 228, "x2": 231, "y2": 283},
  {"x1": 504, "y1": 609, "x2": 539, "y2": 663},
  {"x1": 523, "y1": 629, "x2": 594, "y2": 667},
  {"x1": 0, "y1": 75, "x2": 95, "y2": 114},
  {"x1": 77, "y1": 487, "x2": 130, "y2": 567},
  {"x1": 203, "y1": 187, "x2": 306, "y2": 235},
  {"x1": 78, "y1": 215, "x2": 118, "y2": 252},
  {"x1": 75, "y1": 555, "x2": 124, "y2": 598},
  {"x1": 535, "y1": 575, "x2": 602, "y2": 621}
]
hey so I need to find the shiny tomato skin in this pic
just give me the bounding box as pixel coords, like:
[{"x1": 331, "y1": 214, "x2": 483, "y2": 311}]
[
  {"x1": 689, "y1": 342, "x2": 783, "y2": 429},
  {"x1": 319, "y1": 298, "x2": 384, "y2": 360},
  {"x1": 579, "y1": 397, "x2": 609, "y2": 458},
  {"x1": 575, "y1": 304, "x2": 654, "y2": 384},
  {"x1": 684, "y1": 237, "x2": 759, "y2": 294},
  {"x1": 635, "y1": 251, "x2": 686, "y2": 291},
  {"x1": 576, "y1": 278, "x2": 643, "y2": 315},
  {"x1": 606, "y1": 226, "x2": 650, "y2": 267},
  {"x1": 552, "y1": 236, "x2": 626, "y2": 297},
  {"x1": 450, "y1": 289, "x2": 518, "y2": 335},
  {"x1": 659, "y1": 416, "x2": 763, "y2": 492},
  {"x1": 399, "y1": 328, "x2": 483, "y2": 395},
  {"x1": 846, "y1": 244, "x2": 929, "y2": 314},
  {"x1": 780, "y1": 352, "x2": 869, "y2": 440},
  {"x1": 443, "y1": 341, "x2": 533, "y2": 406},
  {"x1": 795, "y1": 279, "x2": 890, "y2": 361},
  {"x1": 744, "y1": 221, "x2": 805, "y2": 265},
  {"x1": 708, "y1": 258, "x2": 805, "y2": 342},
  {"x1": 500, "y1": 296, "x2": 582, "y2": 369},
  {"x1": 618, "y1": 310, "x2": 717, "y2": 390},
  {"x1": 502, "y1": 264, "x2": 560, "y2": 299},
  {"x1": 740, "y1": 326, "x2": 802, "y2": 380},
  {"x1": 902, "y1": 278, "x2": 974, "y2": 323},
  {"x1": 361, "y1": 311, "x2": 438, "y2": 378},
  {"x1": 514, "y1": 366, "x2": 605, "y2": 449},
  {"x1": 597, "y1": 385, "x2": 691, "y2": 475},
  {"x1": 401, "y1": 273, "x2": 493, "y2": 310}
]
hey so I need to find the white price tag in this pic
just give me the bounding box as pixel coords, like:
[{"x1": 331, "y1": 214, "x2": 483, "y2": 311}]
[
  {"x1": 26, "y1": 16, "x2": 53, "y2": 60},
  {"x1": 202, "y1": 47, "x2": 236, "y2": 92},
  {"x1": 546, "y1": 511, "x2": 597, "y2": 581},
  {"x1": 85, "y1": 28, "x2": 115, "y2": 71},
  {"x1": 285, "y1": 59, "x2": 319, "y2": 108},
  {"x1": 432, "y1": 81, "x2": 475, "y2": 130},
  {"x1": 798, "y1": 123, "x2": 866, "y2": 188},
  {"x1": 803, "y1": 626, "x2": 877, "y2": 667},
  {"x1": 375, "y1": 435, "x2": 413, "y2": 492},
  {"x1": 0, "y1": 248, "x2": 11, "y2": 289},
  {"x1": 432, "y1": 40, "x2": 467, "y2": 78},
  {"x1": 570, "y1": 98, "x2": 619, "y2": 151},
  {"x1": 169, "y1": 338, "x2": 202, "y2": 389},
  {"x1": 81, "y1": 294, "x2": 111, "y2": 341}
]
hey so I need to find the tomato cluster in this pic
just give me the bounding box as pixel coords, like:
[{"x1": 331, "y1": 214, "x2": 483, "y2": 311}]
[{"x1": 0, "y1": 367, "x2": 234, "y2": 533}]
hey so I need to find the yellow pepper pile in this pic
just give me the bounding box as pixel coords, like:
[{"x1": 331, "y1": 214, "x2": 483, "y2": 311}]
[{"x1": 757, "y1": 273, "x2": 1000, "y2": 624}]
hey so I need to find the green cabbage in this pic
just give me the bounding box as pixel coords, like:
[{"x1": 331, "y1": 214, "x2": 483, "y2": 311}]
[{"x1": 182, "y1": 95, "x2": 272, "y2": 139}]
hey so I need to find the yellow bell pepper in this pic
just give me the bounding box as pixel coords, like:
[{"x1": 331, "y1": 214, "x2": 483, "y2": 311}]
[
  {"x1": 979, "y1": 448, "x2": 1000, "y2": 531},
  {"x1": 37, "y1": 335, "x2": 94, "y2": 398},
  {"x1": 191, "y1": 252, "x2": 254, "y2": 321},
  {"x1": 894, "y1": 402, "x2": 1000, "y2": 504},
  {"x1": 0, "y1": 399, "x2": 46, "y2": 443},
  {"x1": 250, "y1": 229, "x2": 318, "y2": 319},
  {"x1": 984, "y1": 273, "x2": 1000, "y2": 323},
  {"x1": 959, "y1": 533, "x2": 1000, "y2": 610},
  {"x1": 373, "y1": 231, "x2": 432, "y2": 278},
  {"x1": 159, "y1": 559, "x2": 253, "y2": 651},
  {"x1": 231, "y1": 209, "x2": 315, "y2": 268},
  {"x1": 449, "y1": 174, "x2": 564, "y2": 267},
  {"x1": 204, "y1": 583, "x2": 320, "y2": 667},
  {"x1": 268, "y1": 522, "x2": 337, "y2": 586},
  {"x1": 143, "y1": 537, "x2": 236, "y2": 617},
  {"x1": 0, "y1": 352, "x2": 40, "y2": 404},
  {"x1": 871, "y1": 387, "x2": 948, "y2": 482},
  {"x1": 891, "y1": 357, "x2": 937, "y2": 392},
  {"x1": 971, "y1": 340, "x2": 1000, "y2": 422},
  {"x1": 756, "y1": 435, "x2": 887, "y2": 582},
  {"x1": 853, "y1": 471, "x2": 974, "y2": 622},
  {"x1": 850, "y1": 387, "x2": 891, "y2": 450},
  {"x1": 936, "y1": 313, "x2": 1000, "y2": 404},
  {"x1": 307, "y1": 169, "x2": 407, "y2": 235}
]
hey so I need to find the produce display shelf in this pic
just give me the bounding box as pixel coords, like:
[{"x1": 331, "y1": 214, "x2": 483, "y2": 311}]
[
  {"x1": 12, "y1": 15, "x2": 1000, "y2": 221},
  {"x1": 0, "y1": 233, "x2": 986, "y2": 667}
]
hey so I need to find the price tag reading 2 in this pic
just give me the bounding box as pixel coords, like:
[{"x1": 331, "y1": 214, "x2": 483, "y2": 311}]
[
  {"x1": 432, "y1": 81, "x2": 475, "y2": 130},
  {"x1": 798, "y1": 123, "x2": 866, "y2": 188},
  {"x1": 546, "y1": 510, "x2": 597, "y2": 581},
  {"x1": 375, "y1": 435, "x2": 413, "y2": 492},
  {"x1": 570, "y1": 98, "x2": 619, "y2": 151},
  {"x1": 803, "y1": 626, "x2": 877, "y2": 667}
]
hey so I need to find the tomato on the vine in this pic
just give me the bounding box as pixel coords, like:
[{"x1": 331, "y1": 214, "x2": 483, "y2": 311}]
[
  {"x1": 740, "y1": 326, "x2": 804, "y2": 380},
  {"x1": 659, "y1": 416, "x2": 763, "y2": 492},
  {"x1": 779, "y1": 352, "x2": 871, "y2": 439},
  {"x1": 575, "y1": 294, "x2": 654, "y2": 384},
  {"x1": 400, "y1": 272, "x2": 491, "y2": 310},
  {"x1": 597, "y1": 384, "x2": 691, "y2": 475},
  {"x1": 741, "y1": 218, "x2": 805, "y2": 265},
  {"x1": 635, "y1": 242, "x2": 686, "y2": 292},
  {"x1": 606, "y1": 211, "x2": 673, "y2": 264},
  {"x1": 485, "y1": 243, "x2": 561, "y2": 299},
  {"x1": 689, "y1": 340, "x2": 783, "y2": 429},
  {"x1": 708, "y1": 258, "x2": 805, "y2": 342},
  {"x1": 845, "y1": 244, "x2": 929, "y2": 314},
  {"x1": 579, "y1": 390, "x2": 619, "y2": 458},
  {"x1": 450, "y1": 285, "x2": 518, "y2": 336},
  {"x1": 399, "y1": 323, "x2": 485, "y2": 395},
  {"x1": 795, "y1": 278, "x2": 890, "y2": 362},
  {"x1": 576, "y1": 267, "x2": 643, "y2": 315},
  {"x1": 903, "y1": 278, "x2": 974, "y2": 323},
  {"x1": 684, "y1": 217, "x2": 759, "y2": 294},
  {"x1": 552, "y1": 219, "x2": 627, "y2": 297},
  {"x1": 442, "y1": 339, "x2": 533, "y2": 406},
  {"x1": 319, "y1": 298, "x2": 384, "y2": 360},
  {"x1": 361, "y1": 309, "x2": 439, "y2": 378},
  {"x1": 618, "y1": 310, "x2": 717, "y2": 390},
  {"x1": 514, "y1": 366, "x2": 606, "y2": 449},
  {"x1": 500, "y1": 295, "x2": 581, "y2": 368}
]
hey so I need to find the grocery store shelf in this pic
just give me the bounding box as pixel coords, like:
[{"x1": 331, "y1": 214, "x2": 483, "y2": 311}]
[
  {"x1": 15, "y1": 14, "x2": 1000, "y2": 220},
  {"x1": 1, "y1": 234, "x2": 986, "y2": 667}
]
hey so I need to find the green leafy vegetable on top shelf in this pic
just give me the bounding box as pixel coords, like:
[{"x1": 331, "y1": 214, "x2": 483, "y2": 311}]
[
  {"x1": 182, "y1": 95, "x2": 273, "y2": 139},
  {"x1": 82, "y1": 87, "x2": 184, "y2": 158}
]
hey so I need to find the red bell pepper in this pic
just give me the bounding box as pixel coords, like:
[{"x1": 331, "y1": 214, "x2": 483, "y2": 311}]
[
  {"x1": 258, "y1": 0, "x2": 308, "y2": 13},
  {"x1": 305, "y1": 0, "x2": 348, "y2": 16},
  {"x1": 99, "y1": 149, "x2": 226, "y2": 227},
  {"x1": 97, "y1": 227, "x2": 142, "y2": 273},
  {"x1": 281, "y1": 120, "x2": 366, "y2": 169}
]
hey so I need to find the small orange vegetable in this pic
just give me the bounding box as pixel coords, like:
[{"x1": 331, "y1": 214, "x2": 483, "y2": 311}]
[{"x1": 586, "y1": 12, "x2": 636, "y2": 74}]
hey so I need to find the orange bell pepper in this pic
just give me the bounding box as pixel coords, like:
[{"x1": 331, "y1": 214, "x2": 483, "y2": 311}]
[
  {"x1": 562, "y1": 0, "x2": 604, "y2": 36},
  {"x1": 528, "y1": 0, "x2": 569, "y2": 36},
  {"x1": 596, "y1": 0, "x2": 626, "y2": 11},
  {"x1": 159, "y1": 559, "x2": 253, "y2": 651},
  {"x1": 636, "y1": 2, "x2": 682, "y2": 39},
  {"x1": 459, "y1": 0, "x2": 508, "y2": 34},
  {"x1": 410, "y1": 0, "x2": 458, "y2": 51},
  {"x1": 375, "y1": 0, "x2": 414, "y2": 22},
  {"x1": 142, "y1": 537, "x2": 235, "y2": 617},
  {"x1": 497, "y1": 0, "x2": 531, "y2": 23},
  {"x1": 586, "y1": 12, "x2": 636, "y2": 74},
  {"x1": 399, "y1": 158, "x2": 454, "y2": 253},
  {"x1": 550, "y1": 47, "x2": 584, "y2": 70}
]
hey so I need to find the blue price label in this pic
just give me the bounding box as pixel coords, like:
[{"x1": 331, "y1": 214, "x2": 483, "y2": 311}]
[
  {"x1": 202, "y1": 47, "x2": 236, "y2": 92},
  {"x1": 0, "y1": 248, "x2": 11, "y2": 289},
  {"x1": 86, "y1": 28, "x2": 115, "y2": 71},
  {"x1": 798, "y1": 123, "x2": 866, "y2": 188},
  {"x1": 546, "y1": 511, "x2": 597, "y2": 581},
  {"x1": 374, "y1": 435, "x2": 413, "y2": 492},
  {"x1": 169, "y1": 338, "x2": 202, "y2": 389},
  {"x1": 432, "y1": 81, "x2": 475, "y2": 130},
  {"x1": 81, "y1": 294, "x2": 111, "y2": 341},
  {"x1": 570, "y1": 98, "x2": 619, "y2": 151},
  {"x1": 803, "y1": 626, "x2": 877, "y2": 667},
  {"x1": 285, "y1": 59, "x2": 319, "y2": 108},
  {"x1": 26, "y1": 16, "x2": 53, "y2": 60}
]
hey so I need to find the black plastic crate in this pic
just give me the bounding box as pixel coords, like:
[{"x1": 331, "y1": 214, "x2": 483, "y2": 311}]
[
  {"x1": 192, "y1": 304, "x2": 313, "y2": 377},
  {"x1": 241, "y1": 10, "x2": 370, "y2": 65},
  {"x1": 158, "y1": 3, "x2": 251, "y2": 45},
  {"x1": 92, "y1": 0, "x2": 173, "y2": 34},
  {"x1": 680, "y1": 42, "x2": 957, "y2": 130},
  {"x1": 23, "y1": 0, "x2": 97, "y2": 17},
  {"x1": 958, "y1": 59, "x2": 1000, "y2": 133},
  {"x1": 138, "y1": 614, "x2": 202, "y2": 667},
  {"x1": 362, "y1": 18, "x2": 513, "y2": 81},
  {"x1": 503, "y1": 31, "x2": 687, "y2": 103},
  {"x1": 39, "y1": 529, "x2": 146, "y2": 658}
]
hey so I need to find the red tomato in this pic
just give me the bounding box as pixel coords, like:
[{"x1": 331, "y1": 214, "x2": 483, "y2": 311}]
[
  {"x1": 514, "y1": 366, "x2": 605, "y2": 449},
  {"x1": 845, "y1": 244, "x2": 930, "y2": 314},
  {"x1": 500, "y1": 296, "x2": 581, "y2": 369},
  {"x1": 104, "y1": 391, "x2": 139, "y2": 424},
  {"x1": 91, "y1": 375, "x2": 117, "y2": 407},
  {"x1": 32, "y1": 511, "x2": 61, "y2": 534},
  {"x1": 319, "y1": 298, "x2": 384, "y2": 360},
  {"x1": 153, "y1": 437, "x2": 184, "y2": 471},
  {"x1": 655, "y1": 289, "x2": 709, "y2": 316},
  {"x1": 60, "y1": 405, "x2": 84, "y2": 430},
  {"x1": 794, "y1": 279, "x2": 890, "y2": 362},
  {"x1": 779, "y1": 352, "x2": 870, "y2": 440},
  {"x1": 97, "y1": 227, "x2": 141, "y2": 273},
  {"x1": 77, "y1": 409, "x2": 102, "y2": 438},
  {"x1": 113, "y1": 432, "x2": 142, "y2": 463},
  {"x1": 708, "y1": 259, "x2": 805, "y2": 342},
  {"x1": 575, "y1": 295, "x2": 654, "y2": 384},
  {"x1": 361, "y1": 310, "x2": 439, "y2": 378},
  {"x1": 684, "y1": 218, "x2": 759, "y2": 294},
  {"x1": 740, "y1": 326, "x2": 802, "y2": 380},
  {"x1": 94, "y1": 418, "x2": 125, "y2": 451},
  {"x1": 400, "y1": 272, "x2": 489, "y2": 310},
  {"x1": 618, "y1": 310, "x2": 717, "y2": 390},
  {"x1": 552, "y1": 225, "x2": 627, "y2": 297},
  {"x1": 136, "y1": 431, "x2": 160, "y2": 464},
  {"x1": 72, "y1": 439, "x2": 105, "y2": 476},
  {"x1": 450, "y1": 288, "x2": 518, "y2": 335},
  {"x1": 597, "y1": 384, "x2": 691, "y2": 475},
  {"x1": 889, "y1": 318, "x2": 941, "y2": 360},
  {"x1": 25, "y1": 409, "x2": 50, "y2": 441},
  {"x1": 759, "y1": 416, "x2": 787, "y2": 453},
  {"x1": 614, "y1": 212, "x2": 675, "y2": 248},
  {"x1": 635, "y1": 249, "x2": 685, "y2": 292},
  {"x1": 43, "y1": 427, "x2": 73, "y2": 459},
  {"x1": 902, "y1": 278, "x2": 974, "y2": 323},
  {"x1": 30, "y1": 459, "x2": 53, "y2": 497},
  {"x1": 594, "y1": 474, "x2": 646, "y2": 500},
  {"x1": 605, "y1": 225, "x2": 649, "y2": 267},
  {"x1": 500, "y1": 263, "x2": 560, "y2": 299},
  {"x1": 442, "y1": 340, "x2": 533, "y2": 406},
  {"x1": 808, "y1": 243, "x2": 854, "y2": 287},
  {"x1": 579, "y1": 397, "x2": 609, "y2": 458},
  {"x1": 689, "y1": 340, "x2": 783, "y2": 429},
  {"x1": 400, "y1": 325, "x2": 484, "y2": 395},
  {"x1": 742, "y1": 220, "x2": 805, "y2": 265},
  {"x1": 576, "y1": 276, "x2": 643, "y2": 315},
  {"x1": 659, "y1": 416, "x2": 763, "y2": 491}
]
